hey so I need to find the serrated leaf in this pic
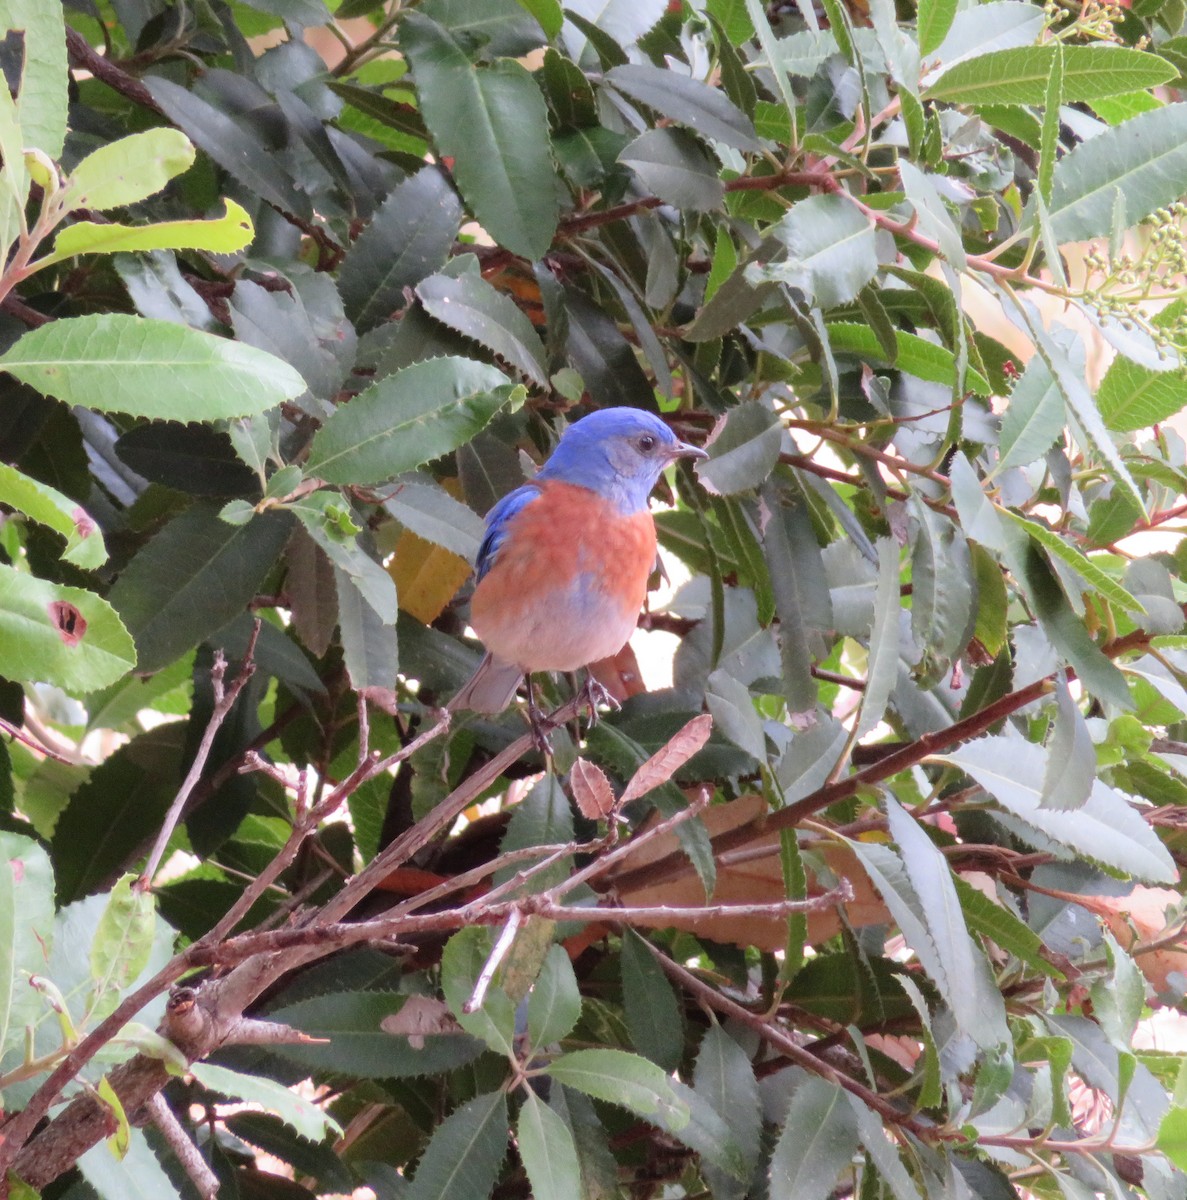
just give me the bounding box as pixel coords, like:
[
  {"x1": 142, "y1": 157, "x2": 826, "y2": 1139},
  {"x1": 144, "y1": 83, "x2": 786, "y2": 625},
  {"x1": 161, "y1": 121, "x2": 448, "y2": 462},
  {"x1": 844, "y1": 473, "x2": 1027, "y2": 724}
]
[
  {"x1": 747, "y1": 194, "x2": 877, "y2": 308},
  {"x1": 0, "y1": 564, "x2": 135, "y2": 692},
  {"x1": 402, "y1": 13, "x2": 559, "y2": 259},
  {"x1": 694, "y1": 1024, "x2": 762, "y2": 1195},
  {"x1": 621, "y1": 929, "x2": 683, "y2": 1070},
  {"x1": 108, "y1": 504, "x2": 292, "y2": 674},
  {"x1": 991, "y1": 354, "x2": 1065, "y2": 475},
  {"x1": 1048, "y1": 103, "x2": 1187, "y2": 241},
  {"x1": 528, "y1": 944, "x2": 582, "y2": 1050},
  {"x1": 339, "y1": 167, "x2": 463, "y2": 333},
  {"x1": 1098, "y1": 357, "x2": 1187, "y2": 432},
  {"x1": 406, "y1": 1091, "x2": 508, "y2": 1200},
  {"x1": 605, "y1": 63, "x2": 760, "y2": 150},
  {"x1": 89, "y1": 876, "x2": 156, "y2": 1018},
  {"x1": 696, "y1": 403, "x2": 782, "y2": 496},
  {"x1": 769, "y1": 1077, "x2": 860, "y2": 1200},
  {"x1": 954, "y1": 874, "x2": 1060, "y2": 976},
  {"x1": 825, "y1": 323, "x2": 990, "y2": 392},
  {"x1": 307, "y1": 356, "x2": 518, "y2": 485},
  {"x1": 417, "y1": 272, "x2": 548, "y2": 390},
  {"x1": 618, "y1": 127, "x2": 725, "y2": 212},
  {"x1": 0, "y1": 832, "x2": 55, "y2": 1061},
  {"x1": 855, "y1": 537, "x2": 900, "y2": 738},
  {"x1": 0, "y1": 314, "x2": 306, "y2": 420},
  {"x1": 918, "y1": 0, "x2": 957, "y2": 55},
  {"x1": 62, "y1": 128, "x2": 195, "y2": 212},
  {"x1": 1040, "y1": 675, "x2": 1095, "y2": 809},
  {"x1": 568, "y1": 756, "x2": 616, "y2": 819},
  {"x1": 4, "y1": 0, "x2": 67, "y2": 157},
  {"x1": 546, "y1": 1049, "x2": 689, "y2": 1127},
  {"x1": 924, "y1": 44, "x2": 1175, "y2": 105},
  {"x1": 441, "y1": 926, "x2": 517, "y2": 1055},
  {"x1": 0, "y1": 461, "x2": 106, "y2": 568},
  {"x1": 190, "y1": 1062, "x2": 342, "y2": 1142},
  {"x1": 940, "y1": 736, "x2": 1176, "y2": 882},
  {"x1": 40, "y1": 200, "x2": 253, "y2": 267},
  {"x1": 1001, "y1": 509, "x2": 1144, "y2": 613},
  {"x1": 518, "y1": 1091, "x2": 582, "y2": 1200},
  {"x1": 885, "y1": 796, "x2": 1008, "y2": 1045}
]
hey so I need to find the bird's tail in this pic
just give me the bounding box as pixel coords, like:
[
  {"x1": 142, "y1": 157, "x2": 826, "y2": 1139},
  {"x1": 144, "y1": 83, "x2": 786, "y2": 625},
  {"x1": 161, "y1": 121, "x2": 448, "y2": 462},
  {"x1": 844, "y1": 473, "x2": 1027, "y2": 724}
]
[{"x1": 447, "y1": 652, "x2": 523, "y2": 714}]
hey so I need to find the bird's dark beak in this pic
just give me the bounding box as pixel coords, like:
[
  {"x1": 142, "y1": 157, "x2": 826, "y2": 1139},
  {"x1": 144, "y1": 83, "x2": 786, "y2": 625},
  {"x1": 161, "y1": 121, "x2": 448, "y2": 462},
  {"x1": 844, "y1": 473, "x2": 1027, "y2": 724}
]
[{"x1": 667, "y1": 440, "x2": 708, "y2": 462}]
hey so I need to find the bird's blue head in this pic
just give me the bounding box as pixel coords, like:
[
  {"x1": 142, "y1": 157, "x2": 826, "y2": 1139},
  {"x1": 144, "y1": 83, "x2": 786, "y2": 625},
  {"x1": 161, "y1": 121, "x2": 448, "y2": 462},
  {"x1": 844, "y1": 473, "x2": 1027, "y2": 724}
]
[{"x1": 537, "y1": 408, "x2": 707, "y2": 513}]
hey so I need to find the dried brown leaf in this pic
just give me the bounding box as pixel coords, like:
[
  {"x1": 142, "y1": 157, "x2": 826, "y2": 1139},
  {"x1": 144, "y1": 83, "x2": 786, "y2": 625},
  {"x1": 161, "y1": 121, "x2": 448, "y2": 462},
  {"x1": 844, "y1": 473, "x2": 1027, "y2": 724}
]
[
  {"x1": 570, "y1": 756, "x2": 616, "y2": 819},
  {"x1": 620, "y1": 714, "x2": 713, "y2": 805}
]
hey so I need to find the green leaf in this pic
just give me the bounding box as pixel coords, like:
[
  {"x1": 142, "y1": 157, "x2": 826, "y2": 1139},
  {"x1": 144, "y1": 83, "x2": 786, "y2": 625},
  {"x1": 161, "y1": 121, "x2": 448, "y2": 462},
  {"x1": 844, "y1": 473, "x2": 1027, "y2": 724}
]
[
  {"x1": 1098, "y1": 357, "x2": 1187, "y2": 432},
  {"x1": 621, "y1": 930, "x2": 683, "y2": 1070},
  {"x1": 918, "y1": 0, "x2": 957, "y2": 56},
  {"x1": 1158, "y1": 1106, "x2": 1187, "y2": 1173},
  {"x1": 4, "y1": 0, "x2": 67, "y2": 157},
  {"x1": 264, "y1": 990, "x2": 484, "y2": 1078},
  {"x1": 406, "y1": 1091, "x2": 508, "y2": 1200},
  {"x1": 747, "y1": 194, "x2": 878, "y2": 308},
  {"x1": 383, "y1": 478, "x2": 485, "y2": 561},
  {"x1": 78, "y1": 1128, "x2": 182, "y2": 1200},
  {"x1": 693, "y1": 1024, "x2": 762, "y2": 1193},
  {"x1": 0, "y1": 832, "x2": 55, "y2": 1060},
  {"x1": 338, "y1": 167, "x2": 463, "y2": 334},
  {"x1": 306, "y1": 356, "x2": 519, "y2": 485},
  {"x1": 0, "y1": 461, "x2": 106, "y2": 568},
  {"x1": 696, "y1": 403, "x2": 782, "y2": 496},
  {"x1": 825, "y1": 323, "x2": 990, "y2": 393},
  {"x1": 618, "y1": 127, "x2": 725, "y2": 212},
  {"x1": 0, "y1": 314, "x2": 306, "y2": 420},
  {"x1": 1039, "y1": 41, "x2": 1063, "y2": 205},
  {"x1": 769, "y1": 1077, "x2": 860, "y2": 1200},
  {"x1": 604, "y1": 64, "x2": 761, "y2": 150},
  {"x1": 440, "y1": 926, "x2": 517, "y2": 1056},
  {"x1": 1048, "y1": 103, "x2": 1187, "y2": 241},
  {"x1": 517, "y1": 0, "x2": 563, "y2": 36},
  {"x1": 61, "y1": 129, "x2": 195, "y2": 212},
  {"x1": 417, "y1": 272, "x2": 549, "y2": 391},
  {"x1": 909, "y1": 501, "x2": 973, "y2": 678},
  {"x1": 190, "y1": 1062, "x2": 342, "y2": 1142},
  {"x1": 885, "y1": 796, "x2": 1008, "y2": 1045},
  {"x1": 854, "y1": 537, "x2": 900, "y2": 738},
  {"x1": 528, "y1": 944, "x2": 582, "y2": 1050},
  {"x1": 924, "y1": 45, "x2": 1176, "y2": 105},
  {"x1": 108, "y1": 504, "x2": 292, "y2": 674},
  {"x1": 991, "y1": 355, "x2": 1065, "y2": 476},
  {"x1": 898, "y1": 158, "x2": 965, "y2": 268},
  {"x1": 0, "y1": 564, "x2": 135, "y2": 692},
  {"x1": 1040, "y1": 675, "x2": 1095, "y2": 810},
  {"x1": 39, "y1": 200, "x2": 254, "y2": 268},
  {"x1": 89, "y1": 876, "x2": 156, "y2": 1019},
  {"x1": 546, "y1": 1049, "x2": 689, "y2": 1127},
  {"x1": 518, "y1": 1091, "x2": 583, "y2": 1200},
  {"x1": 144, "y1": 76, "x2": 308, "y2": 217},
  {"x1": 402, "y1": 13, "x2": 560, "y2": 259},
  {"x1": 1001, "y1": 509, "x2": 1143, "y2": 613},
  {"x1": 336, "y1": 565, "x2": 399, "y2": 692},
  {"x1": 953, "y1": 875, "x2": 1061, "y2": 977},
  {"x1": 939, "y1": 736, "x2": 1177, "y2": 882}
]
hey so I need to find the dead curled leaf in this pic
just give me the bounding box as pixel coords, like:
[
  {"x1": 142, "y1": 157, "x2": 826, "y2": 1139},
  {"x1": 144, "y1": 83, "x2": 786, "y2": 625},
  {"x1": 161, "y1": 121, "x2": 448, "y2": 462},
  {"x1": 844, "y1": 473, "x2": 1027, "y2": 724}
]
[
  {"x1": 381, "y1": 996, "x2": 463, "y2": 1049},
  {"x1": 619, "y1": 714, "x2": 713, "y2": 805},
  {"x1": 569, "y1": 757, "x2": 616, "y2": 819}
]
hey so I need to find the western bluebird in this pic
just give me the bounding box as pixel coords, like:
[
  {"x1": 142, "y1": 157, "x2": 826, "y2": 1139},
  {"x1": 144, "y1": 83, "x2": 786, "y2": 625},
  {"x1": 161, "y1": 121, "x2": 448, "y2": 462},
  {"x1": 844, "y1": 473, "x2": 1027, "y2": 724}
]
[{"x1": 448, "y1": 409, "x2": 707, "y2": 722}]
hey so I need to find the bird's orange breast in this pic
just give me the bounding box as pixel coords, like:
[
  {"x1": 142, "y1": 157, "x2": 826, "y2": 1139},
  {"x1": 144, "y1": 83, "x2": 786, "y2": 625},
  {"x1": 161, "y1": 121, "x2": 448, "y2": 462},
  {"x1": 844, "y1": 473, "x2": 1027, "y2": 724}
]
[{"x1": 469, "y1": 481, "x2": 658, "y2": 673}]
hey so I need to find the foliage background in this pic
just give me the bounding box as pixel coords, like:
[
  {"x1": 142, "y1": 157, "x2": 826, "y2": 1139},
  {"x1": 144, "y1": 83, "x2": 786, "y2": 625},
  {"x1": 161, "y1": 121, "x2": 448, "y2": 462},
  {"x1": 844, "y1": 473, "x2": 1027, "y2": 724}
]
[{"x1": 2, "y1": 0, "x2": 1187, "y2": 1197}]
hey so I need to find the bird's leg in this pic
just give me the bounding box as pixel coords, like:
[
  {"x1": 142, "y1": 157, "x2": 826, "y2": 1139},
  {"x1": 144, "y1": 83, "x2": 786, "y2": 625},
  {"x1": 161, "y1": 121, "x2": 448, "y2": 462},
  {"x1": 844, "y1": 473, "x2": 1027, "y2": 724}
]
[{"x1": 524, "y1": 674, "x2": 553, "y2": 756}]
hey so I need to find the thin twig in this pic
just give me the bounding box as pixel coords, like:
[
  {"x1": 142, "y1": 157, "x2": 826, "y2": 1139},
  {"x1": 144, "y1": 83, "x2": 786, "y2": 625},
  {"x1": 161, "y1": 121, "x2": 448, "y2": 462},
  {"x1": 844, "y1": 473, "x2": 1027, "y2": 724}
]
[
  {"x1": 139, "y1": 623, "x2": 262, "y2": 890},
  {"x1": 464, "y1": 908, "x2": 522, "y2": 1014}
]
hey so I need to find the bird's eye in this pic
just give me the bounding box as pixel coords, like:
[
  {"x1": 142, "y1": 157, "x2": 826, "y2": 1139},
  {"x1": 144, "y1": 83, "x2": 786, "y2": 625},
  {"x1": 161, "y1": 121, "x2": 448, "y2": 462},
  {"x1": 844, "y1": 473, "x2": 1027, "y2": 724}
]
[{"x1": 638, "y1": 435, "x2": 657, "y2": 453}]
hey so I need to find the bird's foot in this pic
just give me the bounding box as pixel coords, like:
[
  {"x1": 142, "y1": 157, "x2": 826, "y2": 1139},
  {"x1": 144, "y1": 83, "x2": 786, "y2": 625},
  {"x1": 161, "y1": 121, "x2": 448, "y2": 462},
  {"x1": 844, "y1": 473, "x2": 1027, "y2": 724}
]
[{"x1": 579, "y1": 675, "x2": 620, "y2": 728}]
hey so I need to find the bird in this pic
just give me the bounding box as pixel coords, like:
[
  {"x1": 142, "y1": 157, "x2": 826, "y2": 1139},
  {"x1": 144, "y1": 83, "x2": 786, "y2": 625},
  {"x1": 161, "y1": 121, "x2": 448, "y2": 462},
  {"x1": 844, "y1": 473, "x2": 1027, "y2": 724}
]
[{"x1": 448, "y1": 408, "x2": 707, "y2": 731}]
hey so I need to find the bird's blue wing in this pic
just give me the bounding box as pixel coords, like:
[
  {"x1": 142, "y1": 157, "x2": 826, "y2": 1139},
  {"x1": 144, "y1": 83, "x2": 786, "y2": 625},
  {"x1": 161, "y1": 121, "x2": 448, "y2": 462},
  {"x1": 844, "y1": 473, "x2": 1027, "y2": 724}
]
[{"x1": 475, "y1": 483, "x2": 542, "y2": 581}]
